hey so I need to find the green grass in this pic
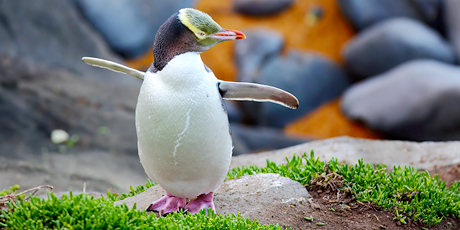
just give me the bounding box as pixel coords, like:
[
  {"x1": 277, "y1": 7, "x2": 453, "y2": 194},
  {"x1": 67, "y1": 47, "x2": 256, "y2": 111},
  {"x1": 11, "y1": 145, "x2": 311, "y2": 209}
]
[
  {"x1": 0, "y1": 185, "x2": 20, "y2": 197},
  {"x1": 1, "y1": 151, "x2": 459, "y2": 228},
  {"x1": 106, "y1": 180, "x2": 157, "y2": 202},
  {"x1": 229, "y1": 151, "x2": 460, "y2": 225},
  {"x1": 0, "y1": 192, "x2": 281, "y2": 229}
]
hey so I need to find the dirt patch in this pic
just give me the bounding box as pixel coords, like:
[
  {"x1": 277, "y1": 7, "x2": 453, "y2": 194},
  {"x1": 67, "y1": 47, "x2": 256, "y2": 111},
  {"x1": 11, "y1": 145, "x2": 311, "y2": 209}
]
[
  {"x1": 280, "y1": 168, "x2": 460, "y2": 229},
  {"x1": 303, "y1": 188, "x2": 459, "y2": 230},
  {"x1": 123, "y1": 173, "x2": 459, "y2": 229}
]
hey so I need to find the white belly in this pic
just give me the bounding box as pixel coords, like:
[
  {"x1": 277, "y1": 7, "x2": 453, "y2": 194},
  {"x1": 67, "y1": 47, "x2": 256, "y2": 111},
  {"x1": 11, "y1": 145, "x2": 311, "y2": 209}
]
[{"x1": 135, "y1": 53, "x2": 232, "y2": 198}]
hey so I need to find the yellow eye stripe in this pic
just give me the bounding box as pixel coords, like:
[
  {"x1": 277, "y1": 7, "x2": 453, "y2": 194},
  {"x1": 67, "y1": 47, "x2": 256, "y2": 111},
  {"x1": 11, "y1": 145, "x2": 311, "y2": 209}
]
[{"x1": 178, "y1": 9, "x2": 206, "y2": 40}]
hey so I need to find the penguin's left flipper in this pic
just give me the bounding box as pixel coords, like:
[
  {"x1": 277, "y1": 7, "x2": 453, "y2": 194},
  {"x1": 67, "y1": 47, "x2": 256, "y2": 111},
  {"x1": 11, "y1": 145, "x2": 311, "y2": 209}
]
[
  {"x1": 218, "y1": 81, "x2": 299, "y2": 109},
  {"x1": 82, "y1": 57, "x2": 145, "y2": 80}
]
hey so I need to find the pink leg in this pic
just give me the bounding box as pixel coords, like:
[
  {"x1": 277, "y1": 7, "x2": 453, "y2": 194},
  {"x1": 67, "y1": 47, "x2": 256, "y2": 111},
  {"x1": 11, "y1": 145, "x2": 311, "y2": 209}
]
[
  {"x1": 147, "y1": 191, "x2": 186, "y2": 215},
  {"x1": 184, "y1": 192, "x2": 215, "y2": 215}
]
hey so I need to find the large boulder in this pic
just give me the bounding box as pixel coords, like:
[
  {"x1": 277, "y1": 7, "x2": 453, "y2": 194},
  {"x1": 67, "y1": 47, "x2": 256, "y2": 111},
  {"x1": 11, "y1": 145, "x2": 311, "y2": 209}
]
[
  {"x1": 230, "y1": 124, "x2": 310, "y2": 154},
  {"x1": 230, "y1": 137, "x2": 460, "y2": 178},
  {"x1": 233, "y1": 28, "x2": 284, "y2": 125},
  {"x1": 74, "y1": 0, "x2": 196, "y2": 58},
  {"x1": 337, "y1": 0, "x2": 444, "y2": 31},
  {"x1": 0, "y1": 151, "x2": 147, "y2": 193},
  {"x1": 258, "y1": 51, "x2": 350, "y2": 128},
  {"x1": 342, "y1": 60, "x2": 460, "y2": 141},
  {"x1": 115, "y1": 173, "x2": 313, "y2": 229},
  {"x1": 233, "y1": 0, "x2": 294, "y2": 16},
  {"x1": 0, "y1": 0, "x2": 114, "y2": 74},
  {"x1": 445, "y1": 0, "x2": 460, "y2": 60},
  {"x1": 0, "y1": 0, "x2": 141, "y2": 157},
  {"x1": 343, "y1": 18, "x2": 456, "y2": 80},
  {"x1": 234, "y1": 28, "x2": 284, "y2": 83}
]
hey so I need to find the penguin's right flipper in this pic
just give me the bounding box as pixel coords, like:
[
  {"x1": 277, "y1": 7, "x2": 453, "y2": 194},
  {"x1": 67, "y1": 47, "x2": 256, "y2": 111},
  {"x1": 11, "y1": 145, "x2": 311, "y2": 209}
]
[
  {"x1": 218, "y1": 81, "x2": 299, "y2": 109},
  {"x1": 82, "y1": 57, "x2": 145, "y2": 80}
]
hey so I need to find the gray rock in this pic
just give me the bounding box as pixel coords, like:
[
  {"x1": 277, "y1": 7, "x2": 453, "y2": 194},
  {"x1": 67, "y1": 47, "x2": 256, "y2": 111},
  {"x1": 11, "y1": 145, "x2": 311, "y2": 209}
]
[
  {"x1": 0, "y1": 0, "x2": 115, "y2": 73},
  {"x1": 224, "y1": 101, "x2": 243, "y2": 123},
  {"x1": 445, "y1": 0, "x2": 460, "y2": 60},
  {"x1": 342, "y1": 60, "x2": 460, "y2": 141},
  {"x1": 233, "y1": 29, "x2": 284, "y2": 126},
  {"x1": 230, "y1": 130, "x2": 251, "y2": 156},
  {"x1": 233, "y1": 0, "x2": 294, "y2": 16},
  {"x1": 343, "y1": 18, "x2": 456, "y2": 80},
  {"x1": 74, "y1": 0, "x2": 196, "y2": 58},
  {"x1": 0, "y1": 151, "x2": 147, "y2": 194},
  {"x1": 258, "y1": 51, "x2": 350, "y2": 128},
  {"x1": 411, "y1": 0, "x2": 444, "y2": 23},
  {"x1": 115, "y1": 173, "x2": 313, "y2": 228},
  {"x1": 230, "y1": 137, "x2": 460, "y2": 173},
  {"x1": 230, "y1": 123, "x2": 310, "y2": 153},
  {"x1": 0, "y1": 0, "x2": 142, "y2": 156},
  {"x1": 234, "y1": 28, "x2": 284, "y2": 83},
  {"x1": 337, "y1": 0, "x2": 443, "y2": 31}
]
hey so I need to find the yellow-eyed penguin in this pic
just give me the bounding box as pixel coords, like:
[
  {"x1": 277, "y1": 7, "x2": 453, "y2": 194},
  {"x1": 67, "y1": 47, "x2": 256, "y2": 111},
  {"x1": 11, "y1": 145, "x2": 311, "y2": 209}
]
[{"x1": 82, "y1": 8, "x2": 298, "y2": 215}]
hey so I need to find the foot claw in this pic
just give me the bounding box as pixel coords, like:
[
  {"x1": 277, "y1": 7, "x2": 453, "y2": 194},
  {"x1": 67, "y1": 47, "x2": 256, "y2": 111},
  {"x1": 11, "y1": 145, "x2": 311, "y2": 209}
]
[
  {"x1": 185, "y1": 192, "x2": 215, "y2": 215},
  {"x1": 147, "y1": 192, "x2": 186, "y2": 215}
]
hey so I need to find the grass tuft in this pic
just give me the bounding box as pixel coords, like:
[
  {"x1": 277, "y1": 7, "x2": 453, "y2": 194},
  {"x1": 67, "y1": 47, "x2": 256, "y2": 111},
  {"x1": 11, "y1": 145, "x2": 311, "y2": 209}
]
[
  {"x1": 0, "y1": 185, "x2": 20, "y2": 197},
  {"x1": 106, "y1": 179, "x2": 157, "y2": 202},
  {"x1": 1, "y1": 150, "x2": 459, "y2": 228},
  {"x1": 228, "y1": 151, "x2": 460, "y2": 225},
  {"x1": 0, "y1": 192, "x2": 282, "y2": 229}
]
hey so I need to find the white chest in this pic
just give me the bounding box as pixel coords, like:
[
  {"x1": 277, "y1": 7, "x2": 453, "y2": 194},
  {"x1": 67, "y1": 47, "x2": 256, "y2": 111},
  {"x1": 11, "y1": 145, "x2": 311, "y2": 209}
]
[{"x1": 134, "y1": 53, "x2": 232, "y2": 198}]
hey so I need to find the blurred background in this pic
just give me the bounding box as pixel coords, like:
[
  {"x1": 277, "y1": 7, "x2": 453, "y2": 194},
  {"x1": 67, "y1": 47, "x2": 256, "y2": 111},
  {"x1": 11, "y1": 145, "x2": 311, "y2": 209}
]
[{"x1": 1, "y1": 0, "x2": 460, "y2": 193}]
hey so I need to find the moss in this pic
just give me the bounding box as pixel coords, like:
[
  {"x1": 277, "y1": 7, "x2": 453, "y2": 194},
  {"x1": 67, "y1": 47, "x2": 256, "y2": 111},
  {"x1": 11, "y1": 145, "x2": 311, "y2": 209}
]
[
  {"x1": 228, "y1": 151, "x2": 460, "y2": 225},
  {"x1": 0, "y1": 185, "x2": 20, "y2": 197},
  {"x1": 0, "y1": 191, "x2": 282, "y2": 229},
  {"x1": 1, "y1": 151, "x2": 459, "y2": 228}
]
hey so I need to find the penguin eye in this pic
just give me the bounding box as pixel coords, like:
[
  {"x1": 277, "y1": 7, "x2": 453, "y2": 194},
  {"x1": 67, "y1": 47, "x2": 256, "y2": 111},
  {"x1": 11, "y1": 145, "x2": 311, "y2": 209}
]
[{"x1": 196, "y1": 32, "x2": 206, "y2": 38}]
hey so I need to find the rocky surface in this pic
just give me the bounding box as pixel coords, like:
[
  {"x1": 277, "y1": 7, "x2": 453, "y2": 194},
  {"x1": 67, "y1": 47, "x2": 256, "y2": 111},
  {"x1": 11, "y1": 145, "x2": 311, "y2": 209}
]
[
  {"x1": 0, "y1": 0, "x2": 143, "y2": 157},
  {"x1": 74, "y1": 0, "x2": 196, "y2": 58},
  {"x1": 284, "y1": 99, "x2": 383, "y2": 140},
  {"x1": 0, "y1": 151, "x2": 147, "y2": 194},
  {"x1": 0, "y1": 0, "x2": 115, "y2": 73},
  {"x1": 342, "y1": 60, "x2": 460, "y2": 141},
  {"x1": 232, "y1": 29, "x2": 284, "y2": 125},
  {"x1": 224, "y1": 101, "x2": 243, "y2": 123},
  {"x1": 115, "y1": 173, "x2": 313, "y2": 228},
  {"x1": 233, "y1": 0, "x2": 294, "y2": 16},
  {"x1": 231, "y1": 137, "x2": 460, "y2": 173},
  {"x1": 337, "y1": 0, "x2": 443, "y2": 31},
  {"x1": 230, "y1": 124, "x2": 310, "y2": 154},
  {"x1": 234, "y1": 28, "x2": 284, "y2": 83},
  {"x1": 343, "y1": 18, "x2": 456, "y2": 80},
  {"x1": 113, "y1": 171, "x2": 460, "y2": 229},
  {"x1": 196, "y1": 0, "x2": 355, "y2": 82},
  {"x1": 445, "y1": 0, "x2": 460, "y2": 60},
  {"x1": 258, "y1": 51, "x2": 350, "y2": 128}
]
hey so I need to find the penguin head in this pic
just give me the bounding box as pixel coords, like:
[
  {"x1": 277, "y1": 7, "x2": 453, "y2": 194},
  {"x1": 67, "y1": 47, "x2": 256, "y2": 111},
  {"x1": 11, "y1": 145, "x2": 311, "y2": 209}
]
[
  {"x1": 152, "y1": 8, "x2": 246, "y2": 71},
  {"x1": 178, "y1": 8, "x2": 246, "y2": 50}
]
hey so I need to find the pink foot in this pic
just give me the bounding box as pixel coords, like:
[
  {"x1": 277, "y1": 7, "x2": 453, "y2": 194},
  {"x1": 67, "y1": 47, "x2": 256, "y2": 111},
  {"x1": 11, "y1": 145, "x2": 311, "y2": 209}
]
[
  {"x1": 185, "y1": 192, "x2": 215, "y2": 215},
  {"x1": 147, "y1": 191, "x2": 186, "y2": 215}
]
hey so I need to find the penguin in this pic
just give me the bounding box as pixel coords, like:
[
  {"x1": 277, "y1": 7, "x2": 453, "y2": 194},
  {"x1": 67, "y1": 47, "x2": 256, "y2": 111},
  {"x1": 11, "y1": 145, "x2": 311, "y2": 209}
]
[{"x1": 82, "y1": 8, "x2": 298, "y2": 215}]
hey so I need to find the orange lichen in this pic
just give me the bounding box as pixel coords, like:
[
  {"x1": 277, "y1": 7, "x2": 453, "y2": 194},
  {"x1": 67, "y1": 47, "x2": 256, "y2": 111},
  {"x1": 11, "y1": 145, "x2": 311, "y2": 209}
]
[
  {"x1": 284, "y1": 99, "x2": 383, "y2": 140},
  {"x1": 125, "y1": 0, "x2": 355, "y2": 81},
  {"x1": 195, "y1": 0, "x2": 355, "y2": 81},
  {"x1": 125, "y1": 48, "x2": 154, "y2": 71}
]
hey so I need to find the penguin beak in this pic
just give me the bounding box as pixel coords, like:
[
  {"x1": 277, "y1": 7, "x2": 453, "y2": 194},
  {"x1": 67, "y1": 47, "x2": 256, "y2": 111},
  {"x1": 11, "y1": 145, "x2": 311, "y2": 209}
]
[{"x1": 209, "y1": 29, "x2": 246, "y2": 41}]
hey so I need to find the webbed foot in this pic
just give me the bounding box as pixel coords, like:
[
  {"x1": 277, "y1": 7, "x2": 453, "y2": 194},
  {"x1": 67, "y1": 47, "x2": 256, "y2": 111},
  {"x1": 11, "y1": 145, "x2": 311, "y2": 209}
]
[
  {"x1": 147, "y1": 191, "x2": 186, "y2": 215},
  {"x1": 184, "y1": 192, "x2": 215, "y2": 215}
]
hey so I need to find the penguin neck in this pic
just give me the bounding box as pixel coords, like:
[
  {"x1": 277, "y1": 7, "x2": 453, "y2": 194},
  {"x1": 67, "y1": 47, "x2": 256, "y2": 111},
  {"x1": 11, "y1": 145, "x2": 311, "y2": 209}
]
[
  {"x1": 156, "y1": 52, "x2": 207, "y2": 86},
  {"x1": 150, "y1": 13, "x2": 200, "y2": 73}
]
